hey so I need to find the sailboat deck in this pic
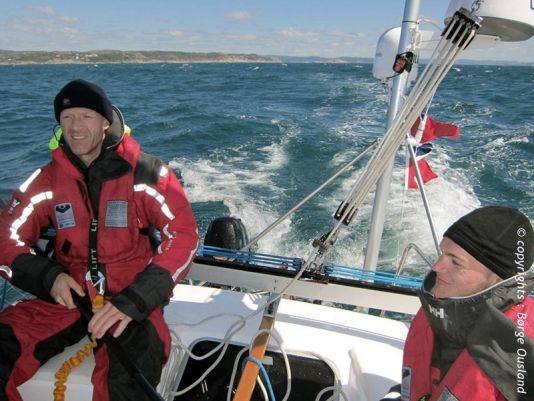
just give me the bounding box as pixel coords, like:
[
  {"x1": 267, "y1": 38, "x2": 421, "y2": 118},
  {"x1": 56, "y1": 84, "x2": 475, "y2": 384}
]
[{"x1": 19, "y1": 284, "x2": 409, "y2": 401}]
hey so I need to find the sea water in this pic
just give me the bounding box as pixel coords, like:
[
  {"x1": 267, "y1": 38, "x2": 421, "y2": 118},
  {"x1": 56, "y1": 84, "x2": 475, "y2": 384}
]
[{"x1": 0, "y1": 63, "x2": 532, "y2": 276}]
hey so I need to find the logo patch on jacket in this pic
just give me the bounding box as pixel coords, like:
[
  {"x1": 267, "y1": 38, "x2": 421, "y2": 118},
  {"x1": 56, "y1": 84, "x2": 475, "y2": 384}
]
[
  {"x1": 55, "y1": 203, "x2": 76, "y2": 229},
  {"x1": 105, "y1": 200, "x2": 128, "y2": 228},
  {"x1": 7, "y1": 198, "x2": 21, "y2": 215},
  {"x1": 436, "y1": 387, "x2": 459, "y2": 401},
  {"x1": 401, "y1": 366, "x2": 412, "y2": 400},
  {"x1": 428, "y1": 304, "x2": 445, "y2": 319}
]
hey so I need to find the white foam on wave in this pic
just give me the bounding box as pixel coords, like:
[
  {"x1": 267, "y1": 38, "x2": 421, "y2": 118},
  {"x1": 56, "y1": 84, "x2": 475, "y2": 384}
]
[
  {"x1": 481, "y1": 131, "x2": 534, "y2": 206},
  {"x1": 168, "y1": 120, "x2": 308, "y2": 256},
  {"x1": 312, "y1": 144, "x2": 480, "y2": 270},
  {"x1": 388, "y1": 149, "x2": 480, "y2": 268},
  {"x1": 271, "y1": 118, "x2": 302, "y2": 140},
  {"x1": 253, "y1": 143, "x2": 286, "y2": 173},
  {"x1": 248, "y1": 118, "x2": 304, "y2": 179},
  {"x1": 329, "y1": 120, "x2": 384, "y2": 143},
  {"x1": 170, "y1": 120, "x2": 480, "y2": 271},
  {"x1": 484, "y1": 135, "x2": 530, "y2": 149},
  {"x1": 170, "y1": 155, "x2": 295, "y2": 256}
]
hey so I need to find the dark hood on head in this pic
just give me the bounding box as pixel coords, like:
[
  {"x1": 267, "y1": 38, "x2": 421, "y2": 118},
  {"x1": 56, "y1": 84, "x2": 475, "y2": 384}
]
[{"x1": 102, "y1": 105, "x2": 126, "y2": 149}]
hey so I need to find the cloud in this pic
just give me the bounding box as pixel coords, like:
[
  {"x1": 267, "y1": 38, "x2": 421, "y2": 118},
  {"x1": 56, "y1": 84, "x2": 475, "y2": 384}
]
[
  {"x1": 266, "y1": 27, "x2": 377, "y2": 57},
  {"x1": 279, "y1": 28, "x2": 320, "y2": 41},
  {"x1": 58, "y1": 16, "x2": 79, "y2": 24},
  {"x1": 330, "y1": 30, "x2": 366, "y2": 40},
  {"x1": 224, "y1": 33, "x2": 257, "y2": 41},
  {"x1": 11, "y1": 18, "x2": 81, "y2": 40},
  {"x1": 168, "y1": 30, "x2": 184, "y2": 37},
  {"x1": 164, "y1": 29, "x2": 206, "y2": 47},
  {"x1": 59, "y1": 27, "x2": 81, "y2": 38},
  {"x1": 30, "y1": 5, "x2": 55, "y2": 16},
  {"x1": 225, "y1": 10, "x2": 251, "y2": 21},
  {"x1": 7, "y1": 6, "x2": 81, "y2": 43},
  {"x1": 11, "y1": 21, "x2": 37, "y2": 33}
]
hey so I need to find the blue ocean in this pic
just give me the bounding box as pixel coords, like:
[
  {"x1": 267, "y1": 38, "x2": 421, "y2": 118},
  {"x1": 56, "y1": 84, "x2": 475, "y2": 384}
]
[{"x1": 0, "y1": 63, "x2": 532, "y2": 274}]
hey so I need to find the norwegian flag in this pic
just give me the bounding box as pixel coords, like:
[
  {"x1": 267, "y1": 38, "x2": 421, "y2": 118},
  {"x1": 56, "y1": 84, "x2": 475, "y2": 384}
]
[
  {"x1": 410, "y1": 115, "x2": 459, "y2": 142},
  {"x1": 405, "y1": 115, "x2": 459, "y2": 189},
  {"x1": 406, "y1": 143, "x2": 438, "y2": 189}
]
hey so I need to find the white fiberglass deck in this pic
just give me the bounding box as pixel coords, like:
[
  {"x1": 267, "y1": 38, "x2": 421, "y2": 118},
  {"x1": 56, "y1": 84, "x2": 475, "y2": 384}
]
[{"x1": 19, "y1": 284, "x2": 410, "y2": 401}]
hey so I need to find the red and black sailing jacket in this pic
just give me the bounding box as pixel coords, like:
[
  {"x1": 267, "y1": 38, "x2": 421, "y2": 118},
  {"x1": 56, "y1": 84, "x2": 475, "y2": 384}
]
[
  {"x1": 0, "y1": 134, "x2": 199, "y2": 321},
  {"x1": 402, "y1": 272, "x2": 534, "y2": 401}
]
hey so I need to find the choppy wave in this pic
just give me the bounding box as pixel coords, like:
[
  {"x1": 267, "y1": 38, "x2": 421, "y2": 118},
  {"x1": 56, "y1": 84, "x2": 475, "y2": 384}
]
[{"x1": 0, "y1": 63, "x2": 532, "y2": 274}]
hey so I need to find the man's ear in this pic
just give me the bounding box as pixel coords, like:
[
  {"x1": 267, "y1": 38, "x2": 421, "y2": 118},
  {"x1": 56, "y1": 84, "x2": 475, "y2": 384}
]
[{"x1": 103, "y1": 119, "x2": 111, "y2": 133}]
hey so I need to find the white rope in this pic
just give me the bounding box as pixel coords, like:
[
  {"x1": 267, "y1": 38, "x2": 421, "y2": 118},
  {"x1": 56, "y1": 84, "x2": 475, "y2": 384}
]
[
  {"x1": 316, "y1": 386, "x2": 349, "y2": 401},
  {"x1": 167, "y1": 266, "x2": 307, "y2": 398}
]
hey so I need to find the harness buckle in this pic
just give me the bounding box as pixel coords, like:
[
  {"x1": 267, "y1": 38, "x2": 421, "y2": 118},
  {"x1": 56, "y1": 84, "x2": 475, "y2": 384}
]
[{"x1": 85, "y1": 270, "x2": 106, "y2": 295}]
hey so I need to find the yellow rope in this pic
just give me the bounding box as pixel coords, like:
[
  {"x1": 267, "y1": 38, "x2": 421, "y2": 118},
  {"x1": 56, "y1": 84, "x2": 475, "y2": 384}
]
[{"x1": 53, "y1": 294, "x2": 103, "y2": 401}]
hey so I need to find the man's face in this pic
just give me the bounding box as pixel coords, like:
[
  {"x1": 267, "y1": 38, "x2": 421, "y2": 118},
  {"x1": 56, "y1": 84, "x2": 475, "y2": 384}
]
[
  {"x1": 431, "y1": 237, "x2": 502, "y2": 299},
  {"x1": 60, "y1": 107, "x2": 110, "y2": 166}
]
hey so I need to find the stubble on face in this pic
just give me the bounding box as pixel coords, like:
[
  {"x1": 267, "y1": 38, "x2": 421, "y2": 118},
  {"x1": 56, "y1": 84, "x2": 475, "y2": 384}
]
[
  {"x1": 431, "y1": 237, "x2": 502, "y2": 298},
  {"x1": 60, "y1": 108, "x2": 109, "y2": 166}
]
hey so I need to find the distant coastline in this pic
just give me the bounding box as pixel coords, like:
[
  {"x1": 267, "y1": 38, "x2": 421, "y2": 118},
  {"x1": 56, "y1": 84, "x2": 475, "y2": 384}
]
[
  {"x1": 0, "y1": 50, "x2": 281, "y2": 65},
  {"x1": 0, "y1": 49, "x2": 372, "y2": 65},
  {"x1": 0, "y1": 49, "x2": 531, "y2": 66}
]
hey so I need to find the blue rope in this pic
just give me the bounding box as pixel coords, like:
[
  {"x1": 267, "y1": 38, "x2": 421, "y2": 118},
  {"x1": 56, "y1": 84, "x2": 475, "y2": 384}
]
[
  {"x1": 241, "y1": 356, "x2": 276, "y2": 401},
  {"x1": 198, "y1": 245, "x2": 425, "y2": 288},
  {"x1": 199, "y1": 245, "x2": 303, "y2": 271}
]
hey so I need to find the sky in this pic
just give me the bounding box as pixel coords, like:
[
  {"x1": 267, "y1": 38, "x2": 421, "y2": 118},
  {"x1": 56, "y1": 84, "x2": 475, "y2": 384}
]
[{"x1": 1, "y1": 0, "x2": 534, "y2": 63}]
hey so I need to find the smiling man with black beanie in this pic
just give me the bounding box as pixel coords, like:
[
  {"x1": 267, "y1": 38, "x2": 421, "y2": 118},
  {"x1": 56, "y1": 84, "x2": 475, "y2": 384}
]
[
  {"x1": 54, "y1": 79, "x2": 114, "y2": 124},
  {"x1": 0, "y1": 79, "x2": 199, "y2": 401}
]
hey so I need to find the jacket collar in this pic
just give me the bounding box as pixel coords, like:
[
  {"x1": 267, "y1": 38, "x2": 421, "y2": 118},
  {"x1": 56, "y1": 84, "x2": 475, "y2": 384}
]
[
  {"x1": 51, "y1": 135, "x2": 140, "y2": 181},
  {"x1": 419, "y1": 270, "x2": 534, "y2": 346}
]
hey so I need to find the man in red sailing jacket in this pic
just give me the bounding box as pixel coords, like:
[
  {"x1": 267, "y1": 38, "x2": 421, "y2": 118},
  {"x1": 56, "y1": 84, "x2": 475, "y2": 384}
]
[
  {"x1": 400, "y1": 206, "x2": 534, "y2": 401},
  {"x1": 0, "y1": 79, "x2": 199, "y2": 401}
]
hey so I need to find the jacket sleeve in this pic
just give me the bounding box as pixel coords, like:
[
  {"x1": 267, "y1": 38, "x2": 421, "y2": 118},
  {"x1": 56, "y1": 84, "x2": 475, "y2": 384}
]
[
  {"x1": 112, "y1": 162, "x2": 198, "y2": 321},
  {"x1": 140, "y1": 162, "x2": 199, "y2": 282},
  {"x1": 0, "y1": 169, "x2": 66, "y2": 300}
]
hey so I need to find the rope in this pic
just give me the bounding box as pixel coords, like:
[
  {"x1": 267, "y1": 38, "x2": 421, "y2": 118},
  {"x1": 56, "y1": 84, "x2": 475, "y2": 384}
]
[
  {"x1": 53, "y1": 294, "x2": 103, "y2": 401},
  {"x1": 169, "y1": 268, "x2": 305, "y2": 398},
  {"x1": 240, "y1": 356, "x2": 276, "y2": 401},
  {"x1": 53, "y1": 339, "x2": 97, "y2": 401}
]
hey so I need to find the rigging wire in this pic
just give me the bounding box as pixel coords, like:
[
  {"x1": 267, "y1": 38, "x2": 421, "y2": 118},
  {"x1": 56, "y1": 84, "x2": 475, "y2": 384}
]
[
  {"x1": 396, "y1": 90, "x2": 437, "y2": 268},
  {"x1": 305, "y1": 10, "x2": 480, "y2": 274},
  {"x1": 241, "y1": 140, "x2": 379, "y2": 252}
]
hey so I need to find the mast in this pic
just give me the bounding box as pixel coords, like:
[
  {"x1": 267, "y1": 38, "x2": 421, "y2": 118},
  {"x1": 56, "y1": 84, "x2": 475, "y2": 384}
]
[{"x1": 363, "y1": 0, "x2": 422, "y2": 270}]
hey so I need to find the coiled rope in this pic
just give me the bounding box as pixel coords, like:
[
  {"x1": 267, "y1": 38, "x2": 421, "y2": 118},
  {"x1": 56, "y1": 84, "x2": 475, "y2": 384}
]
[{"x1": 53, "y1": 294, "x2": 103, "y2": 401}]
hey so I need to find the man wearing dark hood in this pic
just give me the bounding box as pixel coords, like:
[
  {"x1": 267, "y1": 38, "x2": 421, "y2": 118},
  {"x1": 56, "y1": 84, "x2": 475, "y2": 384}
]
[
  {"x1": 401, "y1": 206, "x2": 534, "y2": 401},
  {"x1": 0, "y1": 80, "x2": 199, "y2": 401}
]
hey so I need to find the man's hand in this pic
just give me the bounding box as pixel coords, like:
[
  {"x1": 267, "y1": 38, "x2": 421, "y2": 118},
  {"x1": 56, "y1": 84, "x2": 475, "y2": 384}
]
[
  {"x1": 50, "y1": 272, "x2": 85, "y2": 309},
  {"x1": 88, "y1": 302, "x2": 133, "y2": 339}
]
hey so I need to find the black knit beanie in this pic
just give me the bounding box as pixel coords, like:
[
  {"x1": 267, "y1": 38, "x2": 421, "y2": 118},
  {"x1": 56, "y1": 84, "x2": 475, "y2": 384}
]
[
  {"x1": 54, "y1": 79, "x2": 113, "y2": 123},
  {"x1": 444, "y1": 206, "x2": 534, "y2": 279}
]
